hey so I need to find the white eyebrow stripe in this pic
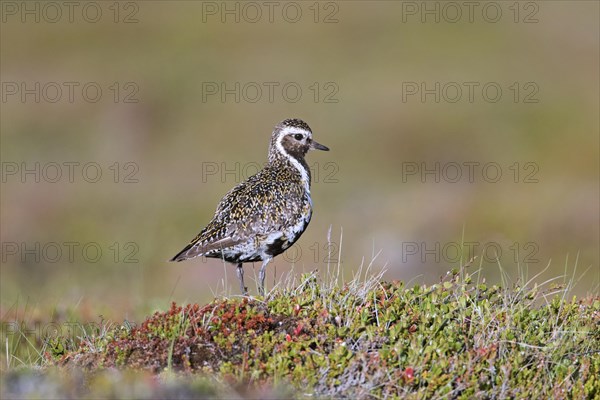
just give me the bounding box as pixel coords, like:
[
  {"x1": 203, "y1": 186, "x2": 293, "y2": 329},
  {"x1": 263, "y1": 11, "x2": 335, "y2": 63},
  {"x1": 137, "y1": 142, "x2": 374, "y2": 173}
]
[{"x1": 280, "y1": 127, "x2": 311, "y2": 136}]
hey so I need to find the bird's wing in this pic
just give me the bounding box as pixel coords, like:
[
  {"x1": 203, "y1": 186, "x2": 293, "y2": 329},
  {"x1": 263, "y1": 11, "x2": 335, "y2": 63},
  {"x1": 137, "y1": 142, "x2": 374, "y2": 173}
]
[
  {"x1": 220, "y1": 170, "x2": 306, "y2": 232},
  {"x1": 169, "y1": 169, "x2": 305, "y2": 262},
  {"x1": 169, "y1": 233, "x2": 241, "y2": 262},
  {"x1": 169, "y1": 178, "x2": 263, "y2": 262}
]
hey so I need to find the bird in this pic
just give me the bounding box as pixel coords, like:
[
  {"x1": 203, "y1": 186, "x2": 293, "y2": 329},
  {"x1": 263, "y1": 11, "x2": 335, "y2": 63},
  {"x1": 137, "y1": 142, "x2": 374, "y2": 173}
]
[{"x1": 169, "y1": 118, "x2": 329, "y2": 296}]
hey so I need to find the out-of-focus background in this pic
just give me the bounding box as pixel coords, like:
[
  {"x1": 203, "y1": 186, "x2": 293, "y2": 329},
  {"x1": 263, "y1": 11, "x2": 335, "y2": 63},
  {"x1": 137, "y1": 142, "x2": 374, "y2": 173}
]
[{"x1": 1, "y1": 1, "x2": 598, "y2": 319}]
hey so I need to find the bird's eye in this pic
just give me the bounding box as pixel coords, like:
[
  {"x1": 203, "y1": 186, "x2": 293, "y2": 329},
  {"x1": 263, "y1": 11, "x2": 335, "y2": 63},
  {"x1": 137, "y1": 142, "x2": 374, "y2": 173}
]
[{"x1": 294, "y1": 134, "x2": 304, "y2": 141}]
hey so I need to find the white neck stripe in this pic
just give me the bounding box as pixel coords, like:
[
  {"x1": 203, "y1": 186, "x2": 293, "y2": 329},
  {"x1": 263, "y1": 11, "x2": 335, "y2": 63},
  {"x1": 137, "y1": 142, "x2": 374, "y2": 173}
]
[{"x1": 275, "y1": 131, "x2": 310, "y2": 193}]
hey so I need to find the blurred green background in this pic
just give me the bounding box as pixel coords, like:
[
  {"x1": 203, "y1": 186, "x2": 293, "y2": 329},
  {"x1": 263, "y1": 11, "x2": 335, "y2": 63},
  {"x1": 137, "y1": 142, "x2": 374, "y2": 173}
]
[{"x1": 1, "y1": 1, "x2": 598, "y2": 319}]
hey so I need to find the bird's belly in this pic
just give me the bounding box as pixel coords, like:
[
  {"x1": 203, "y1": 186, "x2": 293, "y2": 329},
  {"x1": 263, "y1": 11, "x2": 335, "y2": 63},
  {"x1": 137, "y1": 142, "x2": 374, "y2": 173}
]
[
  {"x1": 205, "y1": 242, "x2": 263, "y2": 263},
  {"x1": 264, "y1": 235, "x2": 292, "y2": 258},
  {"x1": 265, "y1": 214, "x2": 311, "y2": 257},
  {"x1": 205, "y1": 204, "x2": 312, "y2": 263}
]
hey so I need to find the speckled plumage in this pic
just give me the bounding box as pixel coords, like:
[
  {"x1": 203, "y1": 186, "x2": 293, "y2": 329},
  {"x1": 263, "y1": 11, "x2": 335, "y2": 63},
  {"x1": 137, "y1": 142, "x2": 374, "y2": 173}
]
[{"x1": 170, "y1": 118, "x2": 329, "y2": 295}]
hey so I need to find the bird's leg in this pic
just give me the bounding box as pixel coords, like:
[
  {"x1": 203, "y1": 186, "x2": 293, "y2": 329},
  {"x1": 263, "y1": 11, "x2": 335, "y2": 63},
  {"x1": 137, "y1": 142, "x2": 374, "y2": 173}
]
[
  {"x1": 236, "y1": 263, "x2": 247, "y2": 295},
  {"x1": 258, "y1": 258, "x2": 271, "y2": 296}
]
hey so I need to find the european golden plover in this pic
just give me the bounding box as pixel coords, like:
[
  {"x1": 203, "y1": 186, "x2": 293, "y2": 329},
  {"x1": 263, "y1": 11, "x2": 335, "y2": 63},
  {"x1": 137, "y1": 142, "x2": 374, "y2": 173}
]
[{"x1": 170, "y1": 118, "x2": 329, "y2": 295}]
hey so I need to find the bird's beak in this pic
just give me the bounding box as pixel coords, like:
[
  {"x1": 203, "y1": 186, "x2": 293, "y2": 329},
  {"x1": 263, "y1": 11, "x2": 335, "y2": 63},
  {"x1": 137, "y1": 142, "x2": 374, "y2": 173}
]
[{"x1": 310, "y1": 140, "x2": 330, "y2": 151}]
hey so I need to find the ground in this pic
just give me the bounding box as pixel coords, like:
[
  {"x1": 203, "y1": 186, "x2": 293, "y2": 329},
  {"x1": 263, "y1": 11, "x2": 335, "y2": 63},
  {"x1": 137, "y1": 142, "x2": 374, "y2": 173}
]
[{"x1": 2, "y1": 269, "x2": 599, "y2": 399}]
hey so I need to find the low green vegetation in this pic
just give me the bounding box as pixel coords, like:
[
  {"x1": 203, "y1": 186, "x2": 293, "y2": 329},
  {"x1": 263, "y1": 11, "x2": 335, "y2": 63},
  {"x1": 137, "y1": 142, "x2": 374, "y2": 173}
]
[{"x1": 2, "y1": 268, "x2": 599, "y2": 399}]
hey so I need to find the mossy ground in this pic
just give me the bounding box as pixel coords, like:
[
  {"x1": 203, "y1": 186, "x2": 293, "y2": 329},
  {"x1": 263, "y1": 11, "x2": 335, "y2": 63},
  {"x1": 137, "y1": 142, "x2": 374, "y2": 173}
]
[{"x1": 2, "y1": 270, "x2": 599, "y2": 399}]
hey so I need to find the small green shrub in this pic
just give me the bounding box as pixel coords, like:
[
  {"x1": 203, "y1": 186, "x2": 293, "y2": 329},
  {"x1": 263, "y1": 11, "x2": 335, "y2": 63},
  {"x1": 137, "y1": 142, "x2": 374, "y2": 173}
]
[{"x1": 31, "y1": 270, "x2": 598, "y2": 399}]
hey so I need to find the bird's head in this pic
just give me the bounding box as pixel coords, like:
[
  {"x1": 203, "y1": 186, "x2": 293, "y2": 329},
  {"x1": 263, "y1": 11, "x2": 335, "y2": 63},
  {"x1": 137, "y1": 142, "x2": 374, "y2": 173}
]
[{"x1": 269, "y1": 118, "x2": 329, "y2": 162}]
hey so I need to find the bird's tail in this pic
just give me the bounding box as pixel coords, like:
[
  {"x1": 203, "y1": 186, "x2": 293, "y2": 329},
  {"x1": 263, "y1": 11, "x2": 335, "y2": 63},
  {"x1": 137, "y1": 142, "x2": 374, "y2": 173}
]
[
  {"x1": 168, "y1": 242, "x2": 196, "y2": 262},
  {"x1": 168, "y1": 236, "x2": 237, "y2": 262}
]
